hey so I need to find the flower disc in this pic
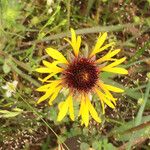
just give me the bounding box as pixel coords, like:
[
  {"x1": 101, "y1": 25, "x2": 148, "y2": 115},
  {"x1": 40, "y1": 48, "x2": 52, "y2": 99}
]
[{"x1": 63, "y1": 58, "x2": 99, "y2": 92}]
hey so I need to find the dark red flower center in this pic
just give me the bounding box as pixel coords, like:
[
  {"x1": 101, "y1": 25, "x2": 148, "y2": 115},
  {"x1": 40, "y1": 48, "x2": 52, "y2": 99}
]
[{"x1": 63, "y1": 58, "x2": 99, "y2": 92}]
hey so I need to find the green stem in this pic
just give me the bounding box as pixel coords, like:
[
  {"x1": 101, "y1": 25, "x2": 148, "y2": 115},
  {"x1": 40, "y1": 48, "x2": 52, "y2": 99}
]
[
  {"x1": 8, "y1": 61, "x2": 41, "y2": 87},
  {"x1": 127, "y1": 79, "x2": 150, "y2": 150},
  {"x1": 33, "y1": 23, "x2": 138, "y2": 44},
  {"x1": 67, "y1": 0, "x2": 71, "y2": 30}
]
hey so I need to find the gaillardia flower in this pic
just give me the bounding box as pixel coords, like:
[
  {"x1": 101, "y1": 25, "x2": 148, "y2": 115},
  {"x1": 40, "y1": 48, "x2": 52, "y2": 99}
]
[{"x1": 36, "y1": 29, "x2": 128, "y2": 127}]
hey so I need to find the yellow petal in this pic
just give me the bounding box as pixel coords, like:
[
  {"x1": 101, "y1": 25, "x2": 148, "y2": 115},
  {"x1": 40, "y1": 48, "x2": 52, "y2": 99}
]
[
  {"x1": 100, "y1": 94, "x2": 115, "y2": 109},
  {"x1": 98, "y1": 42, "x2": 115, "y2": 53},
  {"x1": 104, "y1": 57, "x2": 126, "y2": 68},
  {"x1": 86, "y1": 97, "x2": 101, "y2": 123},
  {"x1": 101, "y1": 67, "x2": 128, "y2": 74},
  {"x1": 64, "y1": 38, "x2": 72, "y2": 45},
  {"x1": 40, "y1": 74, "x2": 55, "y2": 83},
  {"x1": 58, "y1": 101, "x2": 64, "y2": 110},
  {"x1": 98, "y1": 82, "x2": 117, "y2": 105},
  {"x1": 65, "y1": 29, "x2": 81, "y2": 57},
  {"x1": 77, "y1": 36, "x2": 81, "y2": 48},
  {"x1": 36, "y1": 83, "x2": 53, "y2": 92},
  {"x1": 39, "y1": 71, "x2": 61, "y2": 82},
  {"x1": 46, "y1": 48, "x2": 68, "y2": 64},
  {"x1": 81, "y1": 99, "x2": 89, "y2": 127},
  {"x1": 96, "y1": 49, "x2": 121, "y2": 63},
  {"x1": 37, "y1": 92, "x2": 50, "y2": 104},
  {"x1": 43, "y1": 62, "x2": 63, "y2": 73},
  {"x1": 48, "y1": 85, "x2": 62, "y2": 105},
  {"x1": 103, "y1": 83, "x2": 124, "y2": 93},
  {"x1": 71, "y1": 28, "x2": 76, "y2": 45},
  {"x1": 42, "y1": 60, "x2": 61, "y2": 68},
  {"x1": 81, "y1": 120, "x2": 84, "y2": 126},
  {"x1": 37, "y1": 88, "x2": 55, "y2": 104},
  {"x1": 75, "y1": 36, "x2": 81, "y2": 56},
  {"x1": 57, "y1": 101, "x2": 69, "y2": 121},
  {"x1": 90, "y1": 32, "x2": 107, "y2": 57},
  {"x1": 67, "y1": 95, "x2": 74, "y2": 121},
  {"x1": 37, "y1": 80, "x2": 61, "y2": 104},
  {"x1": 35, "y1": 68, "x2": 52, "y2": 73},
  {"x1": 104, "y1": 91, "x2": 116, "y2": 105},
  {"x1": 95, "y1": 89, "x2": 115, "y2": 109},
  {"x1": 36, "y1": 80, "x2": 62, "y2": 92},
  {"x1": 64, "y1": 37, "x2": 76, "y2": 55},
  {"x1": 100, "y1": 99, "x2": 105, "y2": 114}
]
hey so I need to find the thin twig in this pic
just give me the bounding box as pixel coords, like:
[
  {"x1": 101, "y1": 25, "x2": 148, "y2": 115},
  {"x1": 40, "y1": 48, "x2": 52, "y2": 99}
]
[
  {"x1": 31, "y1": 23, "x2": 138, "y2": 44},
  {"x1": 67, "y1": 0, "x2": 71, "y2": 30},
  {"x1": 7, "y1": 61, "x2": 41, "y2": 87},
  {"x1": 118, "y1": 137, "x2": 147, "y2": 150}
]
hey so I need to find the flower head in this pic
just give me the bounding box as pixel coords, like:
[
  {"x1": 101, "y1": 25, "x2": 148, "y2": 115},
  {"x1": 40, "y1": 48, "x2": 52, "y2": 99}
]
[
  {"x1": 36, "y1": 29, "x2": 128, "y2": 127},
  {"x1": 2, "y1": 80, "x2": 18, "y2": 98}
]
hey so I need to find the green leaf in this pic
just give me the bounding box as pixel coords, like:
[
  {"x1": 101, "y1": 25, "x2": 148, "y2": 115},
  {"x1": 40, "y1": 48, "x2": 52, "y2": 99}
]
[
  {"x1": 135, "y1": 80, "x2": 150, "y2": 125},
  {"x1": 110, "y1": 115, "x2": 150, "y2": 136},
  {"x1": 0, "y1": 110, "x2": 21, "y2": 118},
  {"x1": 128, "y1": 41, "x2": 150, "y2": 64},
  {"x1": 3, "y1": 61, "x2": 11, "y2": 74},
  {"x1": 103, "y1": 139, "x2": 116, "y2": 150},
  {"x1": 92, "y1": 140, "x2": 102, "y2": 150},
  {"x1": 39, "y1": 5, "x2": 61, "y2": 34},
  {"x1": 117, "y1": 125, "x2": 150, "y2": 141},
  {"x1": 48, "y1": 107, "x2": 57, "y2": 121},
  {"x1": 126, "y1": 79, "x2": 150, "y2": 149},
  {"x1": 80, "y1": 142, "x2": 90, "y2": 150},
  {"x1": 0, "y1": 108, "x2": 23, "y2": 118},
  {"x1": 86, "y1": 0, "x2": 95, "y2": 15},
  {"x1": 58, "y1": 135, "x2": 66, "y2": 144}
]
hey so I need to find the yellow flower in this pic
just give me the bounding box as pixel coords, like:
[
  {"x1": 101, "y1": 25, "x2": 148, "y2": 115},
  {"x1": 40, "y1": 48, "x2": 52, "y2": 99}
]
[{"x1": 36, "y1": 28, "x2": 128, "y2": 127}]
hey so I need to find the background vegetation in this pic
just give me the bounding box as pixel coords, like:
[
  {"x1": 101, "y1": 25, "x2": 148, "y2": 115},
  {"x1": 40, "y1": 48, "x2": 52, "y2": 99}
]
[{"x1": 0, "y1": 0, "x2": 150, "y2": 149}]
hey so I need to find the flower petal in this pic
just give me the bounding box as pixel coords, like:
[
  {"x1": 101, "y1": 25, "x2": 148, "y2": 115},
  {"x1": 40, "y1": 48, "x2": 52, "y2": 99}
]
[
  {"x1": 2, "y1": 85, "x2": 8, "y2": 90},
  {"x1": 96, "y1": 49, "x2": 121, "y2": 63},
  {"x1": 46, "y1": 48, "x2": 68, "y2": 64},
  {"x1": 76, "y1": 36, "x2": 81, "y2": 56},
  {"x1": 6, "y1": 91, "x2": 12, "y2": 98},
  {"x1": 81, "y1": 98, "x2": 89, "y2": 127},
  {"x1": 64, "y1": 38, "x2": 72, "y2": 45},
  {"x1": 37, "y1": 81, "x2": 62, "y2": 104},
  {"x1": 39, "y1": 71, "x2": 61, "y2": 82},
  {"x1": 71, "y1": 28, "x2": 76, "y2": 45},
  {"x1": 36, "y1": 80, "x2": 61, "y2": 91},
  {"x1": 101, "y1": 67, "x2": 128, "y2": 74},
  {"x1": 36, "y1": 83, "x2": 52, "y2": 92},
  {"x1": 57, "y1": 100, "x2": 69, "y2": 121},
  {"x1": 86, "y1": 97, "x2": 101, "y2": 123},
  {"x1": 35, "y1": 68, "x2": 52, "y2": 73},
  {"x1": 37, "y1": 88, "x2": 55, "y2": 104},
  {"x1": 65, "y1": 28, "x2": 81, "y2": 57},
  {"x1": 48, "y1": 85, "x2": 62, "y2": 105},
  {"x1": 42, "y1": 60, "x2": 61, "y2": 68},
  {"x1": 67, "y1": 95, "x2": 74, "y2": 121},
  {"x1": 103, "y1": 84, "x2": 124, "y2": 93},
  {"x1": 98, "y1": 82, "x2": 117, "y2": 105},
  {"x1": 90, "y1": 32, "x2": 107, "y2": 57},
  {"x1": 104, "y1": 57, "x2": 126, "y2": 68},
  {"x1": 100, "y1": 99, "x2": 105, "y2": 114},
  {"x1": 95, "y1": 89, "x2": 115, "y2": 109},
  {"x1": 98, "y1": 42, "x2": 115, "y2": 54}
]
